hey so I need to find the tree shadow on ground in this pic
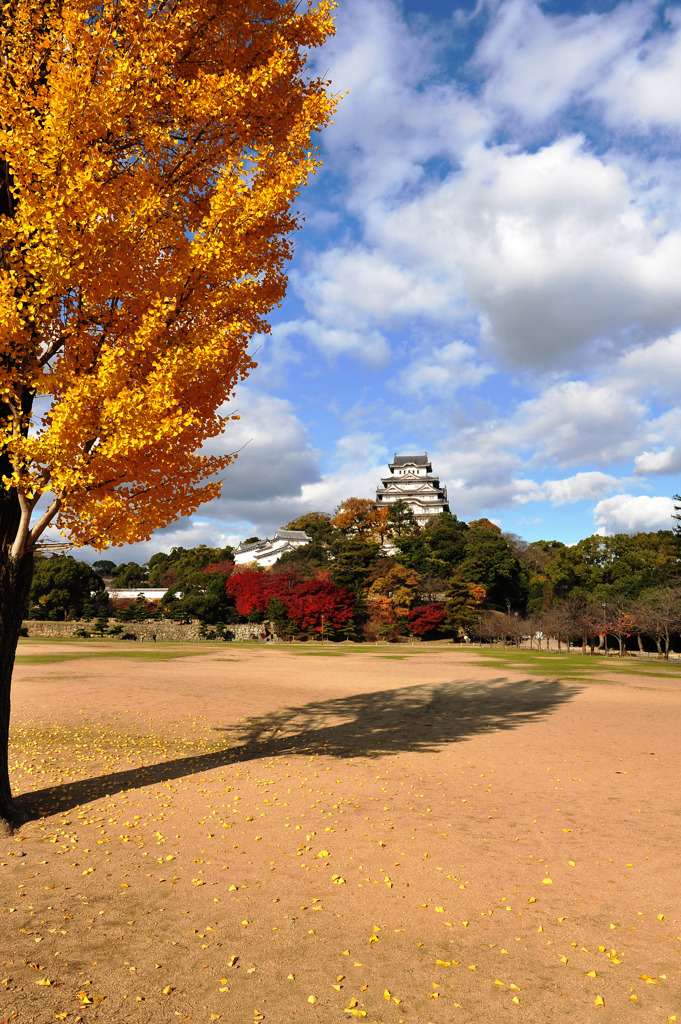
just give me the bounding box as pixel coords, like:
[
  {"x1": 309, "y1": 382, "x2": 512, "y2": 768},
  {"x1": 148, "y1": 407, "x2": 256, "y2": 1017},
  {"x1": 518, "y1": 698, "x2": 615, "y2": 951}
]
[{"x1": 14, "y1": 676, "x2": 579, "y2": 825}]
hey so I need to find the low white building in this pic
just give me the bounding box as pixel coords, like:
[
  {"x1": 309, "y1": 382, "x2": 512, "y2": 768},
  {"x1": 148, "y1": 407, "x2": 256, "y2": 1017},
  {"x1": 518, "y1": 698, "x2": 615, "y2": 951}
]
[
  {"x1": 376, "y1": 453, "x2": 449, "y2": 526},
  {"x1": 233, "y1": 528, "x2": 311, "y2": 568}
]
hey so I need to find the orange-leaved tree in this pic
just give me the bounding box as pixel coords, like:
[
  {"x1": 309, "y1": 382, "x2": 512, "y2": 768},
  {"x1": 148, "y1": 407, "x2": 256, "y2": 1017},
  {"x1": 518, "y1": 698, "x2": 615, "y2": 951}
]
[
  {"x1": 331, "y1": 498, "x2": 388, "y2": 540},
  {"x1": 0, "y1": 0, "x2": 336, "y2": 829}
]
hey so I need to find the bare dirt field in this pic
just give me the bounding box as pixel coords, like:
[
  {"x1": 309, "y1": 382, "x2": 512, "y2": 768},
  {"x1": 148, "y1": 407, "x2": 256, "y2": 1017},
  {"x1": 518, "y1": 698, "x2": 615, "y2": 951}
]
[{"x1": 1, "y1": 641, "x2": 679, "y2": 1024}]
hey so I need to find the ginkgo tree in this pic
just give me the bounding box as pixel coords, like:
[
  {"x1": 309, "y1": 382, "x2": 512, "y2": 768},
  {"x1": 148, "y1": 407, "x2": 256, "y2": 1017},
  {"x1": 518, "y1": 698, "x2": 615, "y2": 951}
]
[{"x1": 0, "y1": 0, "x2": 336, "y2": 829}]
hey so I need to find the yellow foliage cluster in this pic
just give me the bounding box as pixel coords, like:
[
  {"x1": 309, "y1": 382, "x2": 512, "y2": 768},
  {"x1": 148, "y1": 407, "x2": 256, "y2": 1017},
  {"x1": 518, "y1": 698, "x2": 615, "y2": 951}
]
[
  {"x1": 331, "y1": 499, "x2": 389, "y2": 541},
  {"x1": 0, "y1": 0, "x2": 336, "y2": 550}
]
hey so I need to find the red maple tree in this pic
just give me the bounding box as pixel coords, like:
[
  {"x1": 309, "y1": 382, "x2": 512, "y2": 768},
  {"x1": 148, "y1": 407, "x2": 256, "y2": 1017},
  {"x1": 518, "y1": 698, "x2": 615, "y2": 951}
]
[
  {"x1": 225, "y1": 567, "x2": 272, "y2": 617},
  {"x1": 408, "y1": 603, "x2": 447, "y2": 638},
  {"x1": 281, "y1": 578, "x2": 355, "y2": 634}
]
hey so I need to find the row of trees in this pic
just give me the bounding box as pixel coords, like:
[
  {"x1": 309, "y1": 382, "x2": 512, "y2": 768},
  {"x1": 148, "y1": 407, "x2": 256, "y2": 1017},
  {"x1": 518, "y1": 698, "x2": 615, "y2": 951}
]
[
  {"x1": 479, "y1": 586, "x2": 681, "y2": 659},
  {"x1": 26, "y1": 497, "x2": 681, "y2": 649}
]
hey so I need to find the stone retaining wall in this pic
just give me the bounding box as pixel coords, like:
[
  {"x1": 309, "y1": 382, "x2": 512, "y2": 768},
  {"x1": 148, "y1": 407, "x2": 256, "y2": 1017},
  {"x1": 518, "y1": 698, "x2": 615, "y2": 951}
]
[{"x1": 22, "y1": 619, "x2": 276, "y2": 642}]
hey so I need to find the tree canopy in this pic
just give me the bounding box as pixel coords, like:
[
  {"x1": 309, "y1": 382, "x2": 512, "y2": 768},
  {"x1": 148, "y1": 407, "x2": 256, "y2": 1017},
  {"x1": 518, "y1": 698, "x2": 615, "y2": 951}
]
[
  {"x1": 0, "y1": 0, "x2": 336, "y2": 554},
  {"x1": 0, "y1": 0, "x2": 336, "y2": 828}
]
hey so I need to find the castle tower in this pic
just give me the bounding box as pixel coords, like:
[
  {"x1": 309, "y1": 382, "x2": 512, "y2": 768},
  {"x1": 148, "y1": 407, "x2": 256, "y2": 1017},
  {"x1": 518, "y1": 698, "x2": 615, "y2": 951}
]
[{"x1": 375, "y1": 453, "x2": 449, "y2": 526}]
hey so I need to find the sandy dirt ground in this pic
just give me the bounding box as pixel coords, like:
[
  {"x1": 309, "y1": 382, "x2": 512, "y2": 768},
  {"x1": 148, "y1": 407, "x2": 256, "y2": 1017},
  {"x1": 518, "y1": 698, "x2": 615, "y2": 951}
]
[{"x1": 1, "y1": 641, "x2": 679, "y2": 1024}]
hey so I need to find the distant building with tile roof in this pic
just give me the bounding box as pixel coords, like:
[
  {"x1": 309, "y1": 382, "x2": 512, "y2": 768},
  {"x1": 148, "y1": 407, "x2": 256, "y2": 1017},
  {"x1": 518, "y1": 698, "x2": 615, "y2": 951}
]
[
  {"x1": 233, "y1": 528, "x2": 311, "y2": 568},
  {"x1": 376, "y1": 453, "x2": 449, "y2": 526}
]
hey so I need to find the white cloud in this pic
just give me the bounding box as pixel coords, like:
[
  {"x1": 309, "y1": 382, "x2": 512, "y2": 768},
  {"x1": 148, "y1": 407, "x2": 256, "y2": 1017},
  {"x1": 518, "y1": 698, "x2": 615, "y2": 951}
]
[
  {"x1": 593, "y1": 493, "x2": 676, "y2": 535},
  {"x1": 543, "y1": 471, "x2": 619, "y2": 505},
  {"x1": 294, "y1": 247, "x2": 460, "y2": 334},
  {"x1": 298, "y1": 137, "x2": 681, "y2": 371},
  {"x1": 591, "y1": 7, "x2": 681, "y2": 129},
  {"x1": 391, "y1": 340, "x2": 494, "y2": 395},
  {"x1": 316, "y1": 0, "x2": 490, "y2": 204},
  {"x1": 200, "y1": 389, "x2": 320, "y2": 505},
  {"x1": 633, "y1": 446, "x2": 681, "y2": 476},
  {"x1": 379, "y1": 137, "x2": 681, "y2": 366},
  {"x1": 477, "y1": 0, "x2": 650, "y2": 124},
  {"x1": 615, "y1": 332, "x2": 681, "y2": 399},
  {"x1": 508, "y1": 379, "x2": 644, "y2": 466}
]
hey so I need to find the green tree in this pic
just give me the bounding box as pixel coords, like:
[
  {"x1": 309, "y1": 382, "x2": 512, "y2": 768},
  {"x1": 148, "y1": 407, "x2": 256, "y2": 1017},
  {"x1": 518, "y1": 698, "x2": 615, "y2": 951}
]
[
  {"x1": 147, "y1": 545, "x2": 234, "y2": 587},
  {"x1": 110, "y1": 562, "x2": 148, "y2": 588},
  {"x1": 444, "y1": 577, "x2": 486, "y2": 636},
  {"x1": 285, "y1": 512, "x2": 335, "y2": 544},
  {"x1": 546, "y1": 532, "x2": 678, "y2": 604},
  {"x1": 386, "y1": 499, "x2": 419, "y2": 538},
  {"x1": 457, "y1": 529, "x2": 528, "y2": 611},
  {"x1": 160, "y1": 562, "x2": 237, "y2": 626},
  {"x1": 273, "y1": 541, "x2": 331, "y2": 573},
  {"x1": 28, "y1": 556, "x2": 104, "y2": 621},
  {"x1": 393, "y1": 512, "x2": 468, "y2": 578},
  {"x1": 330, "y1": 538, "x2": 382, "y2": 591},
  {"x1": 91, "y1": 559, "x2": 118, "y2": 577},
  {"x1": 266, "y1": 596, "x2": 294, "y2": 639}
]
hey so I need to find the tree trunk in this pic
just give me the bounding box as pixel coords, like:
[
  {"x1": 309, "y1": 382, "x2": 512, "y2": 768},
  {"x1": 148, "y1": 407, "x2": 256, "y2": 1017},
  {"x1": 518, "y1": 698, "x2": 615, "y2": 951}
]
[{"x1": 0, "y1": 491, "x2": 35, "y2": 833}]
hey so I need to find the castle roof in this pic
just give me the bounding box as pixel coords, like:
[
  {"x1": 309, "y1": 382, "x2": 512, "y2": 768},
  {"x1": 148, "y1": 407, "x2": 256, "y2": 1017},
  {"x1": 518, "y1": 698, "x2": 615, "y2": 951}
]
[{"x1": 391, "y1": 453, "x2": 431, "y2": 470}]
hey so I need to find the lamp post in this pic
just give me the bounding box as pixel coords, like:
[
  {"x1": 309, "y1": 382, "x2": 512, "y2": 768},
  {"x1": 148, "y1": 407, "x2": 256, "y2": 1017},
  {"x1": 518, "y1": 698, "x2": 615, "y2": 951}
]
[
  {"x1": 321, "y1": 614, "x2": 325, "y2": 646},
  {"x1": 602, "y1": 602, "x2": 608, "y2": 657}
]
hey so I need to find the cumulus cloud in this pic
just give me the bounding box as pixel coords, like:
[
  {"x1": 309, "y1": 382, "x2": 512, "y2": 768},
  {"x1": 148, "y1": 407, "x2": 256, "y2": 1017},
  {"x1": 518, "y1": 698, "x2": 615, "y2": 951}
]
[
  {"x1": 298, "y1": 137, "x2": 681, "y2": 371},
  {"x1": 633, "y1": 446, "x2": 681, "y2": 476},
  {"x1": 200, "y1": 389, "x2": 320, "y2": 505},
  {"x1": 313, "y1": 0, "x2": 489, "y2": 204},
  {"x1": 477, "y1": 0, "x2": 650, "y2": 123},
  {"x1": 391, "y1": 340, "x2": 494, "y2": 395},
  {"x1": 506, "y1": 379, "x2": 645, "y2": 467},
  {"x1": 614, "y1": 333, "x2": 681, "y2": 399},
  {"x1": 593, "y1": 494, "x2": 676, "y2": 535},
  {"x1": 591, "y1": 7, "x2": 681, "y2": 129},
  {"x1": 543, "y1": 472, "x2": 619, "y2": 504}
]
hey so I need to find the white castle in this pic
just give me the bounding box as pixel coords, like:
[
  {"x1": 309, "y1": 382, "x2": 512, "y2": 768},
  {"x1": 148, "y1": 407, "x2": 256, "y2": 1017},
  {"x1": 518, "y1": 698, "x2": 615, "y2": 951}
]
[
  {"x1": 233, "y1": 528, "x2": 312, "y2": 568},
  {"x1": 375, "y1": 453, "x2": 449, "y2": 526}
]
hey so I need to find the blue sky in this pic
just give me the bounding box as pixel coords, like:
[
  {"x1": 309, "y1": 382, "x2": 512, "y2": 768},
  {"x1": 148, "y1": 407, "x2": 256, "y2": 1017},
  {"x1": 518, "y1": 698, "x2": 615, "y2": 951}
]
[{"x1": 78, "y1": 0, "x2": 681, "y2": 560}]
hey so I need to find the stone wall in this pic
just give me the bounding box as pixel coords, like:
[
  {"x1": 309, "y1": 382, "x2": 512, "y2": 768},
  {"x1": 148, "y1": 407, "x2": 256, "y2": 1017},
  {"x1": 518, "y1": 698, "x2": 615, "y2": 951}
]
[{"x1": 22, "y1": 619, "x2": 276, "y2": 642}]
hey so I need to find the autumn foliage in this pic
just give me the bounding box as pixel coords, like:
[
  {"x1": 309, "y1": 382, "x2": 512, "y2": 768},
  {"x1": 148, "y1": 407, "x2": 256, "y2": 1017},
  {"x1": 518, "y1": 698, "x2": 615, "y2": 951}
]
[
  {"x1": 408, "y1": 603, "x2": 448, "y2": 638},
  {"x1": 0, "y1": 0, "x2": 336, "y2": 824},
  {"x1": 0, "y1": 0, "x2": 337, "y2": 553},
  {"x1": 226, "y1": 567, "x2": 355, "y2": 636}
]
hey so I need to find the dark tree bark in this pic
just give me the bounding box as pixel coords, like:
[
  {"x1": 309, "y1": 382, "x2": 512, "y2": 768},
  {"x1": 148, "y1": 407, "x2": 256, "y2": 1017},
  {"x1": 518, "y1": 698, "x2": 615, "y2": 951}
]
[{"x1": 0, "y1": 488, "x2": 35, "y2": 832}]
